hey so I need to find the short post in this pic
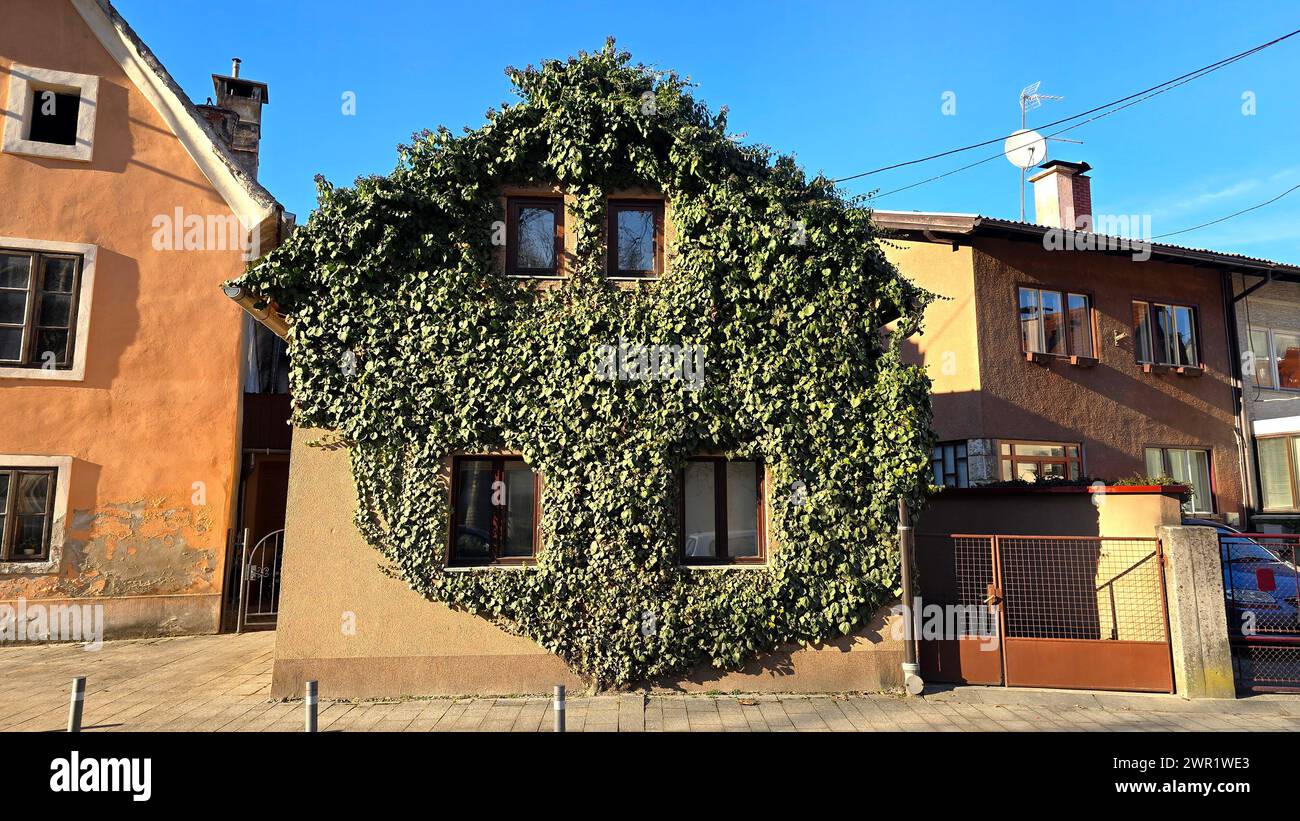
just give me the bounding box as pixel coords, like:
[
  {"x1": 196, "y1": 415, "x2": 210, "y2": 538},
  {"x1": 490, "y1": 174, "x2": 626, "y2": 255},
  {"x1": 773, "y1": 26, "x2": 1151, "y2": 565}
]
[
  {"x1": 304, "y1": 680, "x2": 318, "y2": 732},
  {"x1": 897, "y1": 499, "x2": 925, "y2": 696},
  {"x1": 552, "y1": 684, "x2": 565, "y2": 733},
  {"x1": 67, "y1": 676, "x2": 86, "y2": 733}
]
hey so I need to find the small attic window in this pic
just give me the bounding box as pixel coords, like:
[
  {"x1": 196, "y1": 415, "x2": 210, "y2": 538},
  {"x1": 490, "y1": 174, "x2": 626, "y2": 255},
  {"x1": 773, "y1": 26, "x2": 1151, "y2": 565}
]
[
  {"x1": 27, "y1": 90, "x2": 80, "y2": 146},
  {"x1": 2, "y1": 65, "x2": 99, "y2": 162}
]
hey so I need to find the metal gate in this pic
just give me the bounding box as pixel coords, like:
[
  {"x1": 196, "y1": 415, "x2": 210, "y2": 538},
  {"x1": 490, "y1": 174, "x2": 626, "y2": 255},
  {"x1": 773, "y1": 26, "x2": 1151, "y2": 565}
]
[
  {"x1": 236, "y1": 528, "x2": 284, "y2": 632},
  {"x1": 1221, "y1": 532, "x2": 1300, "y2": 692},
  {"x1": 918, "y1": 534, "x2": 1174, "y2": 693}
]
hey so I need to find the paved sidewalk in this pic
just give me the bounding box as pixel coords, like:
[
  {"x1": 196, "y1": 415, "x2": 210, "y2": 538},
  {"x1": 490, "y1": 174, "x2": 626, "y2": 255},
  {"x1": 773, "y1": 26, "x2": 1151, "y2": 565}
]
[{"x1": 2, "y1": 632, "x2": 1298, "y2": 732}]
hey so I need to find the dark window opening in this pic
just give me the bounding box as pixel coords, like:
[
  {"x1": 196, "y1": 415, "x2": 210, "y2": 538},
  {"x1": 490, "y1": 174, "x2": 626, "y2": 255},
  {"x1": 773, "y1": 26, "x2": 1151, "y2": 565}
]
[
  {"x1": 245, "y1": 318, "x2": 289, "y2": 394},
  {"x1": 28, "y1": 90, "x2": 80, "y2": 146},
  {"x1": 449, "y1": 456, "x2": 539, "y2": 565}
]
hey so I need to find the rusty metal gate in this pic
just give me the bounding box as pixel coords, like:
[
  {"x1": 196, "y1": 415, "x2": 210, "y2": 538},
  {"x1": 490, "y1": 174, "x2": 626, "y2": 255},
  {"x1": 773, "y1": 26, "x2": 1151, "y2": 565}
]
[
  {"x1": 1221, "y1": 532, "x2": 1300, "y2": 692},
  {"x1": 918, "y1": 534, "x2": 1174, "y2": 692}
]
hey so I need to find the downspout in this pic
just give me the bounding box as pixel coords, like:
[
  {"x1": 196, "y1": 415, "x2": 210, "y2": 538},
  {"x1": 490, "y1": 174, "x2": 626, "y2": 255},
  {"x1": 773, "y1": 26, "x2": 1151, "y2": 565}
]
[
  {"x1": 1221, "y1": 269, "x2": 1255, "y2": 525},
  {"x1": 897, "y1": 498, "x2": 924, "y2": 695},
  {"x1": 222, "y1": 283, "x2": 289, "y2": 339}
]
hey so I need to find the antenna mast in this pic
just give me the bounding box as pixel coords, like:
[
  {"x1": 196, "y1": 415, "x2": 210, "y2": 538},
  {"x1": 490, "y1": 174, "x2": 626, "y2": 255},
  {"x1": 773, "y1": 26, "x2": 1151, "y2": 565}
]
[{"x1": 1017, "y1": 82, "x2": 1064, "y2": 221}]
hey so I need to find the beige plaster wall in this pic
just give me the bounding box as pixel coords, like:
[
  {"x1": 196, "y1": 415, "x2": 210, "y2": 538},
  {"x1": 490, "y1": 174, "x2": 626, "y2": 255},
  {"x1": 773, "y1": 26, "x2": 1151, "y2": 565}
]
[{"x1": 272, "y1": 427, "x2": 904, "y2": 697}]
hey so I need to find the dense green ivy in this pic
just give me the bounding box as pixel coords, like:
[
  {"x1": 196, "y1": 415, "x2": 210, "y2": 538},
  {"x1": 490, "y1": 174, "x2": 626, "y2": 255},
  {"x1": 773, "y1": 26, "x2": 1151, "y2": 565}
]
[{"x1": 233, "y1": 41, "x2": 935, "y2": 688}]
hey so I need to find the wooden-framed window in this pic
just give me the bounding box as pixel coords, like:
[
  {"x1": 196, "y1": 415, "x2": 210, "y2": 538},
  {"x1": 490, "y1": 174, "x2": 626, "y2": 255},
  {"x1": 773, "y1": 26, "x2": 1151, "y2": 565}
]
[
  {"x1": 607, "y1": 200, "x2": 664, "y2": 278},
  {"x1": 1018, "y1": 286, "x2": 1093, "y2": 358},
  {"x1": 932, "y1": 441, "x2": 969, "y2": 488},
  {"x1": 0, "y1": 467, "x2": 56, "y2": 562},
  {"x1": 0, "y1": 250, "x2": 81, "y2": 369},
  {"x1": 1144, "y1": 446, "x2": 1214, "y2": 513},
  {"x1": 1257, "y1": 435, "x2": 1300, "y2": 512},
  {"x1": 999, "y1": 440, "x2": 1082, "y2": 482},
  {"x1": 506, "y1": 197, "x2": 564, "y2": 277},
  {"x1": 1133, "y1": 300, "x2": 1199, "y2": 368},
  {"x1": 1248, "y1": 327, "x2": 1300, "y2": 390},
  {"x1": 448, "y1": 455, "x2": 539, "y2": 565},
  {"x1": 679, "y1": 457, "x2": 765, "y2": 565}
]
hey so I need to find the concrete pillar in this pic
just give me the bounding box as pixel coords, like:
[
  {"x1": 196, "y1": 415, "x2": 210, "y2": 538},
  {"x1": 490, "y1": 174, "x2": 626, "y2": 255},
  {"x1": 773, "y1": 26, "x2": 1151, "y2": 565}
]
[{"x1": 1158, "y1": 526, "x2": 1236, "y2": 699}]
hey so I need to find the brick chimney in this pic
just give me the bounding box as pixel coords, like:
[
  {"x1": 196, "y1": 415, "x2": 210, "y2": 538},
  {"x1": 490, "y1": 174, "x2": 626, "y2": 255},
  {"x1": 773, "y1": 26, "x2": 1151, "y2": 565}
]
[
  {"x1": 196, "y1": 58, "x2": 269, "y2": 180},
  {"x1": 1028, "y1": 160, "x2": 1092, "y2": 230}
]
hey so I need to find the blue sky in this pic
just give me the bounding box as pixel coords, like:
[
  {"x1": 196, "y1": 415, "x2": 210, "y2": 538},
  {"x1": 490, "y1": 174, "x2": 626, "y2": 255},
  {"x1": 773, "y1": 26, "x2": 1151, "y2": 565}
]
[{"x1": 118, "y1": 0, "x2": 1300, "y2": 261}]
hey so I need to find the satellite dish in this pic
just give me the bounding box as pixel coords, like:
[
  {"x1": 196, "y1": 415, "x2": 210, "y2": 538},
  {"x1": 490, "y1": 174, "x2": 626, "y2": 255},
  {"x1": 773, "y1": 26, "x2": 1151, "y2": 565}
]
[{"x1": 1004, "y1": 128, "x2": 1047, "y2": 169}]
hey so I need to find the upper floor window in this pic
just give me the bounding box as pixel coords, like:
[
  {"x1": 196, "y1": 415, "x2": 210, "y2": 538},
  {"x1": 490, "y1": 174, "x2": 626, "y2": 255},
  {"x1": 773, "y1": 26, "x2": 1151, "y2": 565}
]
[
  {"x1": 0, "y1": 466, "x2": 56, "y2": 563},
  {"x1": 1249, "y1": 328, "x2": 1300, "y2": 391},
  {"x1": 932, "y1": 441, "x2": 969, "y2": 488},
  {"x1": 1144, "y1": 446, "x2": 1213, "y2": 513},
  {"x1": 1258, "y1": 435, "x2": 1300, "y2": 512},
  {"x1": 680, "y1": 457, "x2": 764, "y2": 565},
  {"x1": 608, "y1": 200, "x2": 664, "y2": 278},
  {"x1": 0, "y1": 250, "x2": 82, "y2": 370},
  {"x1": 999, "y1": 440, "x2": 1082, "y2": 481},
  {"x1": 506, "y1": 197, "x2": 564, "y2": 278},
  {"x1": 448, "y1": 456, "x2": 539, "y2": 566},
  {"x1": 2, "y1": 65, "x2": 99, "y2": 162},
  {"x1": 1018, "y1": 287, "x2": 1093, "y2": 358},
  {"x1": 1133, "y1": 300, "x2": 1199, "y2": 368}
]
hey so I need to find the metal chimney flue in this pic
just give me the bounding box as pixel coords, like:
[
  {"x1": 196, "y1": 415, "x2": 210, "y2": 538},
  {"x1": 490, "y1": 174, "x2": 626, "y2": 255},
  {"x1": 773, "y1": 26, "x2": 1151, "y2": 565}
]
[{"x1": 231, "y1": 57, "x2": 241, "y2": 78}]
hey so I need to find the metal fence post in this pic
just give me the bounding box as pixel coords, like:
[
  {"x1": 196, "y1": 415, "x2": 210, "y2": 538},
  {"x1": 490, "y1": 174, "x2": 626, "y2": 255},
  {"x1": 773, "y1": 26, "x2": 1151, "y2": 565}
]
[
  {"x1": 305, "y1": 680, "x2": 318, "y2": 732},
  {"x1": 235, "y1": 528, "x2": 250, "y2": 634},
  {"x1": 553, "y1": 684, "x2": 565, "y2": 733},
  {"x1": 67, "y1": 676, "x2": 86, "y2": 732}
]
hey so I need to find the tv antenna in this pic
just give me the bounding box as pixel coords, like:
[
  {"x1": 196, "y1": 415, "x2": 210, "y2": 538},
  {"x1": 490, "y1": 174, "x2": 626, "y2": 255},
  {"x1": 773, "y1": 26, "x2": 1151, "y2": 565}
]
[{"x1": 1003, "y1": 82, "x2": 1078, "y2": 220}]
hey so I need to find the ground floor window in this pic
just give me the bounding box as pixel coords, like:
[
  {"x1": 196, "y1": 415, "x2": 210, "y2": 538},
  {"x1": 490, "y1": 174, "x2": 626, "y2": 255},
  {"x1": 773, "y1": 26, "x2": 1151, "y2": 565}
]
[
  {"x1": 1144, "y1": 446, "x2": 1213, "y2": 513},
  {"x1": 999, "y1": 441, "x2": 1081, "y2": 482},
  {"x1": 0, "y1": 466, "x2": 55, "y2": 562},
  {"x1": 932, "y1": 441, "x2": 969, "y2": 487},
  {"x1": 680, "y1": 457, "x2": 765, "y2": 565},
  {"x1": 448, "y1": 456, "x2": 539, "y2": 565},
  {"x1": 1257, "y1": 435, "x2": 1300, "y2": 512}
]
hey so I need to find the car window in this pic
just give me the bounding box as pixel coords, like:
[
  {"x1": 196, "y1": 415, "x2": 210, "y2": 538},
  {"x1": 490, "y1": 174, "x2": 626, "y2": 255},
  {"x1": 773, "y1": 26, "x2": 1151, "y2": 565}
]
[{"x1": 1221, "y1": 537, "x2": 1281, "y2": 563}]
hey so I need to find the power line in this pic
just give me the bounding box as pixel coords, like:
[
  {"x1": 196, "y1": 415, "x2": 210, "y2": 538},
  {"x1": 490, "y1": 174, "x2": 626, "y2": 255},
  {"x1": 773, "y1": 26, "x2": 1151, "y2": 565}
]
[
  {"x1": 866, "y1": 50, "x2": 1270, "y2": 202},
  {"x1": 832, "y1": 27, "x2": 1300, "y2": 186},
  {"x1": 1151, "y1": 181, "x2": 1300, "y2": 240}
]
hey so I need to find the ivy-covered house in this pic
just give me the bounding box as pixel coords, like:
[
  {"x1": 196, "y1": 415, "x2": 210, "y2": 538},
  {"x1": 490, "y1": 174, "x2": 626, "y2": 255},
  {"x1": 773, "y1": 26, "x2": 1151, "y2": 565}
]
[{"x1": 228, "y1": 43, "x2": 933, "y2": 696}]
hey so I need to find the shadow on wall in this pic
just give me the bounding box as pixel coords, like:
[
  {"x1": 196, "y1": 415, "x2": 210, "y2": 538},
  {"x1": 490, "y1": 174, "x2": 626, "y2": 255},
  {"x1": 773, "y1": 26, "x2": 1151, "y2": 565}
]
[{"x1": 641, "y1": 603, "x2": 902, "y2": 693}]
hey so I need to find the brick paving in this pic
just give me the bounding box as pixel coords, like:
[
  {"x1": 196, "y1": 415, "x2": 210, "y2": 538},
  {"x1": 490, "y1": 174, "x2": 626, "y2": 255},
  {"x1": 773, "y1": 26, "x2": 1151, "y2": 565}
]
[{"x1": 2, "y1": 632, "x2": 1298, "y2": 732}]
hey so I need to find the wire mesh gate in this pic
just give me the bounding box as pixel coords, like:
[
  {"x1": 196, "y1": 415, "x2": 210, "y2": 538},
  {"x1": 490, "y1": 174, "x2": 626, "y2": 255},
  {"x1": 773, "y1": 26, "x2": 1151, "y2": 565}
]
[
  {"x1": 1221, "y1": 532, "x2": 1300, "y2": 692},
  {"x1": 918, "y1": 534, "x2": 1174, "y2": 692}
]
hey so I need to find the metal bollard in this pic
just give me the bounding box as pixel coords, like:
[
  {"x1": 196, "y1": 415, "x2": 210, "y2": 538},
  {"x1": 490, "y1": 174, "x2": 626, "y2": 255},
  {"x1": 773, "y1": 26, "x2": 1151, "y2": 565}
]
[
  {"x1": 67, "y1": 676, "x2": 86, "y2": 733},
  {"x1": 305, "y1": 680, "x2": 318, "y2": 733},
  {"x1": 553, "y1": 684, "x2": 565, "y2": 733}
]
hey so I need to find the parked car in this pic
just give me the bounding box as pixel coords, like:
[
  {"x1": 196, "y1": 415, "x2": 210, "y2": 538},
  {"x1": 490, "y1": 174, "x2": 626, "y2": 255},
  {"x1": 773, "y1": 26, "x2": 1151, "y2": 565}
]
[{"x1": 1184, "y1": 517, "x2": 1299, "y2": 632}]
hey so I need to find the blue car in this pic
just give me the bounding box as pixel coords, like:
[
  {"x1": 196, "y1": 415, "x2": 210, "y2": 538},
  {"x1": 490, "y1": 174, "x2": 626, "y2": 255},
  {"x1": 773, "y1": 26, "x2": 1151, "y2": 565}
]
[{"x1": 1185, "y1": 518, "x2": 1300, "y2": 633}]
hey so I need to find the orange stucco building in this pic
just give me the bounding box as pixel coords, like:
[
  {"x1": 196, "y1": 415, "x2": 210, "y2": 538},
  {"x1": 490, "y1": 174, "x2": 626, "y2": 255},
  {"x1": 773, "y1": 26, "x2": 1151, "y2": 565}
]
[{"x1": 0, "y1": 0, "x2": 288, "y2": 636}]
